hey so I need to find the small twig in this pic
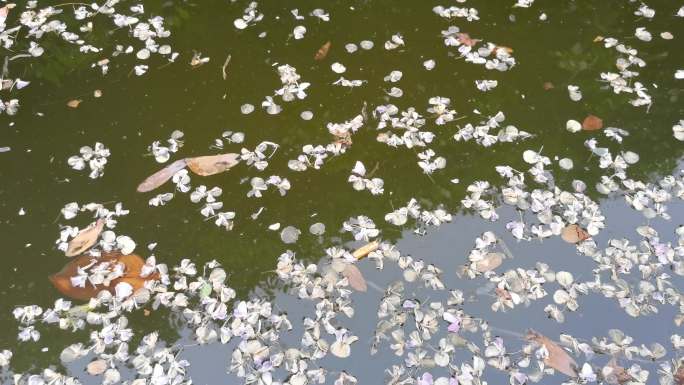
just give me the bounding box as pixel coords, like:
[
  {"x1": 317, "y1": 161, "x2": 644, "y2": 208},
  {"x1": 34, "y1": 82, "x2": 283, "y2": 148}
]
[{"x1": 221, "y1": 53, "x2": 231, "y2": 80}]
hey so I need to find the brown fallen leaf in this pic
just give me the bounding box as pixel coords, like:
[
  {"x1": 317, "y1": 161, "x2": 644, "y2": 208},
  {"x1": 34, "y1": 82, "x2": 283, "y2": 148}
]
[
  {"x1": 67, "y1": 99, "x2": 82, "y2": 108},
  {"x1": 353, "y1": 240, "x2": 379, "y2": 260},
  {"x1": 136, "y1": 158, "x2": 188, "y2": 192},
  {"x1": 50, "y1": 251, "x2": 159, "y2": 301},
  {"x1": 526, "y1": 330, "x2": 578, "y2": 377},
  {"x1": 543, "y1": 81, "x2": 555, "y2": 90},
  {"x1": 593, "y1": 35, "x2": 605, "y2": 43},
  {"x1": 582, "y1": 115, "x2": 603, "y2": 131},
  {"x1": 186, "y1": 153, "x2": 240, "y2": 176},
  {"x1": 475, "y1": 252, "x2": 504, "y2": 273},
  {"x1": 65, "y1": 219, "x2": 105, "y2": 257},
  {"x1": 675, "y1": 365, "x2": 684, "y2": 385},
  {"x1": 561, "y1": 224, "x2": 591, "y2": 244},
  {"x1": 341, "y1": 264, "x2": 367, "y2": 292},
  {"x1": 604, "y1": 359, "x2": 634, "y2": 384},
  {"x1": 314, "y1": 41, "x2": 331, "y2": 61}
]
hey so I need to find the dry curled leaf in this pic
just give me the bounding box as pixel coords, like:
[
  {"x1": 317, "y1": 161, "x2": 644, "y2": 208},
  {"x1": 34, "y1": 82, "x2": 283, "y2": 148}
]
[
  {"x1": 561, "y1": 224, "x2": 591, "y2": 244},
  {"x1": 65, "y1": 219, "x2": 105, "y2": 257},
  {"x1": 186, "y1": 153, "x2": 240, "y2": 176},
  {"x1": 526, "y1": 330, "x2": 578, "y2": 377},
  {"x1": 50, "y1": 251, "x2": 159, "y2": 301},
  {"x1": 341, "y1": 264, "x2": 367, "y2": 292},
  {"x1": 352, "y1": 240, "x2": 379, "y2": 260},
  {"x1": 582, "y1": 115, "x2": 603, "y2": 131},
  {"x1": 67, "y1": 99, "x2": 82, "y2": 108},
  {"x1": 136, "y1": 158, "x2": 188, "y2": 192},
  {"x1": 475, "y1": 252, "x2": 504, "y2": 273},
  {"x1": 314, "y1": 41, "x2": 331, "y2": 61}
]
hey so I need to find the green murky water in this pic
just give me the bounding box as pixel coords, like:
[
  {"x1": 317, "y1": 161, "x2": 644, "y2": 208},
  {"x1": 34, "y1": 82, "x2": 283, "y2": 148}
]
[{"x1": 1, "y1": 0, "x2": 684, "y2": 382}]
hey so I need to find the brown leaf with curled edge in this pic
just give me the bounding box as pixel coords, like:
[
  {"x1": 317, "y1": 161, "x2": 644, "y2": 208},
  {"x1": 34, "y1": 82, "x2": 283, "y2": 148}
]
[
  {"x1": 67, "y1": 99, "x2": 82, "y2": 108},
  {"x1": 582, "y1": 115, "x2": 603, "y2": 131},
  {"x1": 65, "y1": 219, "x2": 105, "y2": 257},
  {"x1": 341, "y1": 264, "x2": 367, "y2": 292},
  {"x1": 136, "y1": 158, "x2": 188, "y2": 192},
  {"x1": 186, "y1": 153, "x2": 240, "y2": 176},
  {"x1": 314, "y1": 41, "x2": 331, "y2": 61},
  {"x1": 49, "y1": 251, "x2": 159, "y2": 301},
  {"x1": 353, "y1": 240, "x2": 379, "y2": 260},
  {"x1": 561, "y1": 224, "x2": 591, "y2": 244},
  {"x1": 526, "y1": 330, "x2": 578, "y2": 377},
  {"x1": 475, "y1": 252, "x2": 503, "y2": 273}
]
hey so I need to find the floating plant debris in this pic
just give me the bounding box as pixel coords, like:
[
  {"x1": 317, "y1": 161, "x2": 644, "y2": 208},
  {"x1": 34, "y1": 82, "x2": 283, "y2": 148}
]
[{"x1": 5, "y1": 2, "x2": 684, "y2": 385}]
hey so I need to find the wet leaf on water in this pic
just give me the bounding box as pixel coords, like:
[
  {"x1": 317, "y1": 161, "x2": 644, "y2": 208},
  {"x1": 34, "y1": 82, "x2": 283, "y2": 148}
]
[
  {"x1": 582, "y1": 115, "x2": 603, "y2": 131},
  {"x1": 65, "y1": 219, "x2": 105, "y2": 257},
  {"x1": 50, "y1": 252, "x2": 159, "y2": 301},
  {"x1": 475, "y1": 252, "x2": 503, "y2": 272},
  {"x1": 136, "y1": 158, "x2": 188, "y2": 192},
  {"x1": 526, "y1": 330, "x2": 578, "y2": 377},
  {"x1": 561, "y1": 224, "x2": 591, "y2": 244},
  {"x1": 341, "y1": 264, "x2": 367, "y2": 292},
  {"x1": 314, "y1": 41, "x2": 331, "y2": 61},
  {"x1": 352, "y1": 240, "x2": 379, "y2": 260},
  {"x1": 86, "y1": 359, "x2": 107, "y2": 376},
  {"x1": 186, "y1": 153, "x2": 240, "y2": 176},
  {"x1": 66, "y1": 99, "x2": 82, "y2": 108}
]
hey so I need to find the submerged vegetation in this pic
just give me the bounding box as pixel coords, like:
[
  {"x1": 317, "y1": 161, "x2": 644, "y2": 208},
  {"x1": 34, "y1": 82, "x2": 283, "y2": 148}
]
[{"x1": 1, "y1": 0, "x2": 684, "y2": 385}]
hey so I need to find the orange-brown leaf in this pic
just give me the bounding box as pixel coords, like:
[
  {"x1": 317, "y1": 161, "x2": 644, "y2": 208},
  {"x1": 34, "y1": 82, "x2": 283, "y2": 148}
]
[
  {"x1": 341, "y1": 264, "x2": 367, "y2": 292},
  {"x1": 137, "y1": 158, "x2": 188, "y2": 192},
  {"x1": 526, "y1": 330, "x2": 578, "y2": 377},
  {"x1": 67, "y1": 99, "x2": 82, "y2": 108},
  {"x1": 561, "y1": 224, "x2": 591, "y2": 244},
  {"x1": 314, "y1": 41, "x2": 331, "y2": 61},
  {"x1": 65, "y1": 219, "x2": 105, "y2": 257},
  {"x1": 49, "y1": 252, "x2": 158, "y2": 301},
  {"x1": 582, "y1": 115, "x2": 603, "y2": 131},
  {"x1": 353, "y1": 240, "x2": 379, "y2": 260},
  {"x1": 186, "y1": 153, "x2": 240, "y2": 176}
]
